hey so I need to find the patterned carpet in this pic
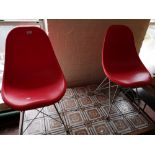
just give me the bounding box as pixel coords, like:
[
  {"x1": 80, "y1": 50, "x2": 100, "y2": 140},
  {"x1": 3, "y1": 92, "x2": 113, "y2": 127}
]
[{"x1": 23, "y1": 84, "x2": 155, "y2": 135}]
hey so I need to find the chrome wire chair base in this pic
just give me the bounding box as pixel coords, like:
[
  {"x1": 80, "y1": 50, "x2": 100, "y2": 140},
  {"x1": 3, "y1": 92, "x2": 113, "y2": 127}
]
[
  {"x1": 19, "y1": 102, "x2": 70, "y2": 135},
  {"x1": 91, "y1": 77, "x2": 145, "y2": 121},
  {"x1": 106, "y1": 80, "x2": 120, "y2": 120},
  {"x1": 87, "y1": 77, "x2": 118, "y2": 96},
  {"x1": 19, "y1": 111, "x2": 25, "y2": 135},
  {"x1": 53, "y1": 104, "x2": 70, "y2": 134},
  {"x1": 106, "y1": 84, "x2": 147, "y2": 120}
]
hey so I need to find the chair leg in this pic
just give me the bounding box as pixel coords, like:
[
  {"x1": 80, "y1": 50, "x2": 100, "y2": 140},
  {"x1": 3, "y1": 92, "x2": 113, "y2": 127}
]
[
  {"x1": 106, "y1": 80, "x2": 119, "y2": 121},
  {"x1": 87, "y1": 77, "x2": 108, "y2": 96},
  {"x1": 95, "y1": 77, "x2": 108, "y2": 92},
  {"x1": 106, "y1": 79, "x2": 111, "y2": 120},
  {"x1": 135, "y1": 88, "x2": 141, "y2": 113},
  {"x1": 18, "y1": 107, "x2": 70, "y2": 135},
  {"x1": 19, "y1": 111, "x2": 25, "y2": 135},
  {"x1": 54, "y1": 104, "x2": 70, "y2": 134},
  {"x1": 87, "y1": 76, "x2": 118, "y2": 96},
  {"x1": 142, "y1": 102, "x2": 147, "y2": 111}
]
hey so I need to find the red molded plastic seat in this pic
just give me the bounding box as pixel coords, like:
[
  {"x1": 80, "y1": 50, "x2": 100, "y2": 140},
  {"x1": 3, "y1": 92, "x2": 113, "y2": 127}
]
[
  {"x1": 1, "y1": 27, "x2": 66, "y2": 111},
  {"x1": 102, "y1": 25, "x2": 152, "y2": 88}
]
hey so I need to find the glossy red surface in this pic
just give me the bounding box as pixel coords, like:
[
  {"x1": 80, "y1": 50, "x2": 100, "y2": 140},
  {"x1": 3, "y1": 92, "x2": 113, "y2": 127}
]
[
  {"x1": 102, "y1": 25, "x2": 152, "y2": 88},
  {"x1": 1, "y1": 27, "x2": 66, "y2": 111}
]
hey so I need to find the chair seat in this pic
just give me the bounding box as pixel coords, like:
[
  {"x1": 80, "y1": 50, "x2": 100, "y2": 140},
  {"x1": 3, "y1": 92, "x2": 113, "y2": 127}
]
[
  {"x1": 2, "y1": 79, "x2": 66, "y2": 111},
  {"x1": 107, "y1": 69, "x2": 152, "y2": 88}
]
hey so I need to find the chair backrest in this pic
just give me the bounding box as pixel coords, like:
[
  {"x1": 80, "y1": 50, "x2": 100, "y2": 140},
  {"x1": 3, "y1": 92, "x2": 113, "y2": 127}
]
[
  {"x1": 102, "y1": 25, "x2": 145, "y2": 74},
  {"x1": 2, "y1": 26, "x2": 66, "y2": 89}
]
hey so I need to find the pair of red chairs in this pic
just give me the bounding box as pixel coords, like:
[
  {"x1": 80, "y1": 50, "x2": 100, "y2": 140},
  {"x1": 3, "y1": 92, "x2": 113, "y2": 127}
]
[{"x1": 1, "y1": 25, "x2": 152, "y2": 134}]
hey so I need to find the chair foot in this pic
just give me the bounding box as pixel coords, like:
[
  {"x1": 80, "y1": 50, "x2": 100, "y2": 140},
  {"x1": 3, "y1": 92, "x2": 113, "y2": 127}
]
[
  {"x1": 54, "y1": 104, "x2": 70, "y2": 134},
  {"x1": 106, "y1": 116, "x2": 110, "y2": 121},
  {"x1": 66, "y1": 130, "x2": 70, "y2": 135}
]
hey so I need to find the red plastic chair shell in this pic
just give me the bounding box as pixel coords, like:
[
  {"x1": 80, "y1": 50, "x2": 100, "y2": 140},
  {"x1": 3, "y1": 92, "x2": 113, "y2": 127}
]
[
  {"x1": 1, "y1": 27, "x2": 66, "y2": 111},
  {"x1": 102, "y1": 25, "x2": 152, "y2": 88}
]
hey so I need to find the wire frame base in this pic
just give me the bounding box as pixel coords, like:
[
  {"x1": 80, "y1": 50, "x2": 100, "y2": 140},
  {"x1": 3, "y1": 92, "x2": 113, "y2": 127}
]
[
  {"x1": 19, "y1": 103, "x2": 70, "y2": 135},
  {"x1": 88, "y1": 77, "x2": 146, "y2": 120}
]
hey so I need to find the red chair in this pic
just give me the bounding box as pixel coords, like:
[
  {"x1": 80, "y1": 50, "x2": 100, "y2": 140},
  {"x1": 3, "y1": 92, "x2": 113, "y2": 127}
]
[
  {"x1": 101, "y1": 25, "x2": 152, "y2": 119},
  {"x1": 1, "y1": 27, "x2": 68, "y2": 134}
]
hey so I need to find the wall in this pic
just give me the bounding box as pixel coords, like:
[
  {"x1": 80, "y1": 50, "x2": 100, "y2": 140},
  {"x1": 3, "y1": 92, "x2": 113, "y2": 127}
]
[{"x1": 47, "y1": 19, "x2": 150, "y2": 87}]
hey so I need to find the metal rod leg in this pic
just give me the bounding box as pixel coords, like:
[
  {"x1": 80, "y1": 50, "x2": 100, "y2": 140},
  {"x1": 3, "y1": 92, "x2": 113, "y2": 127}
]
[
  {"x1": 136, "y1": 88, "x2": 141, "y2": 113},
  {"x1": 106, "y1": 82, "x2": 120, "y2": 120},
  {"x1": 54, "y1": 104, "x2": 70, "y2": 134},
  {"x1": 111, "y1": 85, "x2": 119, "y2": 104},
  {"x1": 142, "y1": 103, "x2": 147, "y2": 111},
  {"x1": 106, "y1": 79, "x2": 111, "y2": 120},
  {"x1": 19, "y1": 111, "x2": 25, "y2": 135},
  {"x1": 87, "y1": 77, "x2": 108, "y2": 96},
  {"x1": 95, "y1": 77, "x2": 108, "y2": 91},
  {"x1": 22, "y1": 108, "x2": 44, "y2": 134}
]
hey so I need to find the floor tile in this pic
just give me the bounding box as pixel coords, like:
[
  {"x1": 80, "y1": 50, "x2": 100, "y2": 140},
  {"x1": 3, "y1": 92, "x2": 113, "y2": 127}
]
[
  {"x1": 64, "y1": 110, "x2": 85, "y2": 127},
  {"x1": 63, "y1": 88, "x2": 74, "y2": 99},
  {"x1": 44, "y1": 104, "x2": 62, "y2": 116},
  {"x1": 61, "y1": 98, "x2": 79, "y2": 111},
  {"x1": 100, "y1": 104, "x2": 121, "y2": 118},
  {"x1": 23, "y1": 118, "x2": 45, "y2": 135},
  {"x1": 115, "y1": 99, "x2": 136, "y2": 114},
  {"x1": 92, "y1": 120, "x2": 114, "y2": 135},
  {"x1": 44, "y1": 116, "x2": 66, "y2": 134},
  {"x1": 78, "y1": 96, "x2": 96, "y2": 108},
  {"x1": 83, "y1": 107, "x2": 104, "y2": 122},
  {"x1": 125, "y1": 112, "x2": 149, "y2": 129},
  {"x1": 74, "y1": 86, "x2": 88, "y2": 97},
  {"x1": 109, "y1": 116, "x2": 133, "y2": 134},
  {"x1": 94, "y1": 94, "x2": 109, "y2": 105}
]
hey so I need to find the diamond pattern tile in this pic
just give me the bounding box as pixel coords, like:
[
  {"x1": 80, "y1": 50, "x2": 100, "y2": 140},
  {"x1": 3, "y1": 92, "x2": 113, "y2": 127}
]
[
  {"x1": 92, "y1": 120, "x2": 114, "y2": 135},
  {"x1": 109, "y1": 116, "x2": 133, "y2": 134},
  {"x1": 78, "y1": 96, "x2": 95, "y2": 108},
  {"x1": 83, "y1": 107, "x2": 104, "y2": 122},
  {"x1": 61, "y1": 98, "x2": 79, "y2": 111},
  {"x1": 65, "y1": 110, "x2": 85, "y2": 127},
  {"x1": 45, "y1": 116, "x2": 66, "y2": 134},
  {"x1": 125, "y1": 113, "x2": 149, "y2": 129}
]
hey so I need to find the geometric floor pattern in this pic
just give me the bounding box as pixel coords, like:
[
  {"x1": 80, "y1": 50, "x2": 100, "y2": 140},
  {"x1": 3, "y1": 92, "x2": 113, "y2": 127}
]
[{"x1": 23, "y1": 84, "x2": 155, "y2": 135}]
